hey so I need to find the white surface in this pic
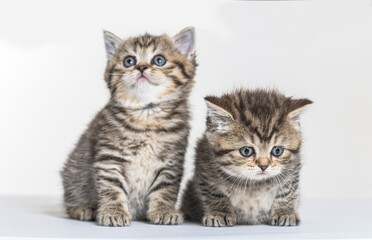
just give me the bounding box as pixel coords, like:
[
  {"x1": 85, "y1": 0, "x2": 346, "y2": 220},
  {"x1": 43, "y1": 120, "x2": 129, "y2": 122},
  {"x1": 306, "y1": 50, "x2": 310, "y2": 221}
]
[
  {"x1": 1, "y1": 196, "x2": 371, "y2": 240},
  {"x1": 1, "y1": 0, "x2": 372, "y2": 199}
]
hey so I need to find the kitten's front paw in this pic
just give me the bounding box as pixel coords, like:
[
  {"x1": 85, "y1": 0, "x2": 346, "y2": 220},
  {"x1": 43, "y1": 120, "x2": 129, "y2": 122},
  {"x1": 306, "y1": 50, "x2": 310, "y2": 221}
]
[
  {"x1": 96, "y1": 209, "x2": 132, "y2": 227},
  {"x1": 148, "y1": 210, "x2": 184, "y2": 225},
  {"x1": 202, "y1": 212, "x2": 237, "y2": 227},
  {"x1": 67, "y1": 206, "x2": 96, "y2": 221},
  {"x1": 270, "y1": 211, "x2": 300, "y2": 226}
]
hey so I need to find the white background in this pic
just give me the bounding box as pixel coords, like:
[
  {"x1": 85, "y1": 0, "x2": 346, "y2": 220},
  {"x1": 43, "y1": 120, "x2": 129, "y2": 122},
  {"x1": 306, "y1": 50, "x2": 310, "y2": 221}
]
[{"x1": 0, "y1": 0, "x2": 371, "y2": 200}]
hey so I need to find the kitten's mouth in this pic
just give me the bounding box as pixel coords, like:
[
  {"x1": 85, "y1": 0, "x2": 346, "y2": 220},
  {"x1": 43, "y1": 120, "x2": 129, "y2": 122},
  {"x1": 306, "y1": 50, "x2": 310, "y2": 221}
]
[
  {"x1": 135, "y1": 75, "x2": 158, "y2": 86},
  {"x1": 256, "y1": 172, "x2": 267, "y2": 176}
]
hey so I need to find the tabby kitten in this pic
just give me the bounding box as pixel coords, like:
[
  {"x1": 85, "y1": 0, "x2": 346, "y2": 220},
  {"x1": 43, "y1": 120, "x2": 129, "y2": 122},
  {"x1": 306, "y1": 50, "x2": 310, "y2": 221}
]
[
  {"x1": 182, "y1": 89, "x2": 311, "y2": 227},
  {"x1": 61, "y1": 27, "x2": 197, "y2": 227}
]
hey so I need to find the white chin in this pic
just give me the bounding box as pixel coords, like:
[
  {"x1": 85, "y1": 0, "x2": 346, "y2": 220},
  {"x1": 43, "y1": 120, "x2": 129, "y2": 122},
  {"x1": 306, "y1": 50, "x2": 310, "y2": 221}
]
[
  {"x1": 131, "y1": 79, "x2": 152, "y2": 88},
  {"x1": 246, "y1": 173, "x2": 274, "y2": 181},
  {"x1": 126, "y1": 83, "x2": 164, "y2": 104}
]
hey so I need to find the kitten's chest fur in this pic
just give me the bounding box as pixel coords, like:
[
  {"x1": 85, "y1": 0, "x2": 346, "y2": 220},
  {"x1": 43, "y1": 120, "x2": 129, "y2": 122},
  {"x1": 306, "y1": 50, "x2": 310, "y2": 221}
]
[
  {"x1": 123, "y1": 133, "x2": 167, "y2": 219},
  {"x1": 229, "y1": 186, "x2": 277, "y2": 224}
]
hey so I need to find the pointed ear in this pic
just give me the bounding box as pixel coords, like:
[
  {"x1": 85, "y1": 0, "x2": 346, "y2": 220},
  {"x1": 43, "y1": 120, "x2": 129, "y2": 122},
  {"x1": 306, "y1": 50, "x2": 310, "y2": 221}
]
[
  {"x1": 205, "y1": 97, "x2": 234, "y2": 133},
  {"x1": 173, "y1": 27, "x2": 195, "y2": 59},
  {"x1": 103, "y1": 30, "x2": 121, "y2": 60},
  {"x1": 287, "y1": 98, "x2": 313, "y2": 127}
]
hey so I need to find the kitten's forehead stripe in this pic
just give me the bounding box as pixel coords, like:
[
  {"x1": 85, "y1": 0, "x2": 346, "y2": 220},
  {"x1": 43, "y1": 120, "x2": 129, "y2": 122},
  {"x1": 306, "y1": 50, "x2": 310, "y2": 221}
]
[{"x1": 206, "y1": 89, "x2": 298, "y2": 143}]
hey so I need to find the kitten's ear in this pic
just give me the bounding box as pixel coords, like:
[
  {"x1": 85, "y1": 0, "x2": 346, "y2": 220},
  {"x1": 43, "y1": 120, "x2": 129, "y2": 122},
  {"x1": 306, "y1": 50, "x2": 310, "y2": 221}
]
[
  {"x1": 173, "y1": 27, "x2": 195, "y2": 59},
  {"x1": 287, "y1": 98, "x2": 313, "y2": 127},
  {"x1": 205, "y1": 96, "x2": 234, "y2": 133},
  {"x1": 103, "y1": 30, "x2": 121, "y2": 60}
]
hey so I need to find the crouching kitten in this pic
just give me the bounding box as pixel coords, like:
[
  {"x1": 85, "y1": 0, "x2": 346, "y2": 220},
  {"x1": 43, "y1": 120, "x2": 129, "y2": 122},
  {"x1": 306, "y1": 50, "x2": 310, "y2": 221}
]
[
  {"x1": 182, "y1": 89, "x2": 311, "y2": 227},
  {"x1": 61, "y1": 27, "x2": 197, "y2": 226}
]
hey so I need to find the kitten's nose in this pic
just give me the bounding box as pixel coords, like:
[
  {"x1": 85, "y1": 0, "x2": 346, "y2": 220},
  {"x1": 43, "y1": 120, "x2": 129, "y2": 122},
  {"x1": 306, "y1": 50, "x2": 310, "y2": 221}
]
[
  {"x1": 137, "y1": 65, "x2": 148, "y2": 73},
  {"x1": 258, "y1": 165, "x2": 269, "y2": 171}
]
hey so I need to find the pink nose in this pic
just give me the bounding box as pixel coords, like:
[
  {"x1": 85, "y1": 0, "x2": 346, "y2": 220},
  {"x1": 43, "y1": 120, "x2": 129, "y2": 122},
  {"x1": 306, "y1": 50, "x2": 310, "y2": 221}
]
[
  {"x1": 137, "y1": 65, "x2": 148, "y2": 73},
  {"x1": 258, "y1": 165, "x2": 268, "y2": 171}
]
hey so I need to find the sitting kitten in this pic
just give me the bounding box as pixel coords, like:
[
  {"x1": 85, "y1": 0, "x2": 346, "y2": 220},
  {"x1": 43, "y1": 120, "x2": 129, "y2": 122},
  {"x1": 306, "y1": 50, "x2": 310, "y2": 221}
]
[
  {"x1": 61, "y1": 27, "x2": 197, "y2": 226},
  {"x1": 182, "y1": 89, "x2": 311, "y2": 227}
]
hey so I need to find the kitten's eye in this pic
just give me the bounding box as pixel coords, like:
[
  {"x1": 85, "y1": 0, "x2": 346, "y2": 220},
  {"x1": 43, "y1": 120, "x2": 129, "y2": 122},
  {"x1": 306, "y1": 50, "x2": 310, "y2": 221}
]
[
  {"x1": 123, "y1": 56, "x2": 136, "y2": 67},
  {"x1": 152, "y1": 55, "x2": 167, "y2": 67},
  {"x1": 271, "y1": 146, "x2": 284, "y2": 157},
  {"x1": 239, "y1": 147, "x2": 255, "y2": 157}
]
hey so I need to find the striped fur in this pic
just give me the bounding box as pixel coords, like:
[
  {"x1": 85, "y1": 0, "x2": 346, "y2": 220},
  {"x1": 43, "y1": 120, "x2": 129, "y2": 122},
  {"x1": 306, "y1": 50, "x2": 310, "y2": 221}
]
[
  {"x1": 61, "y1": 27, "x2": 197, "y2": 227},
  {"x1": 181, "y1": 89, "x2": 312, "y2": 227}
]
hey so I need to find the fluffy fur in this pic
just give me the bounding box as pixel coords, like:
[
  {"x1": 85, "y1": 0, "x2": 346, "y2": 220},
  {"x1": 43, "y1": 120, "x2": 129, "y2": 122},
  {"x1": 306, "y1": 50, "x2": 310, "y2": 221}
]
[
  {"x1": 61, "y1": 27, "x2": 197, "y2": 227},
  {"x1": 181, "y1": 89, "x2": 311, "y2": 227}
]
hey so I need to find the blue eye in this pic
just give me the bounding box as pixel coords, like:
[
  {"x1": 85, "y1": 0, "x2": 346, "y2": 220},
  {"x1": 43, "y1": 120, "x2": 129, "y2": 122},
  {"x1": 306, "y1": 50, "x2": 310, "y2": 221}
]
[
  {"x1": 152, "y1": 55, "x2": 166, "y2": 67},
  {"x1": 239, "y1": 147, "x2": 255, "y2": 157},
  {"x1": 271, "y1": 146, "x2": 284, "y2": 157},
  {"x1": 124, "y1": 56, "x2": 136, "y2": 67}
]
